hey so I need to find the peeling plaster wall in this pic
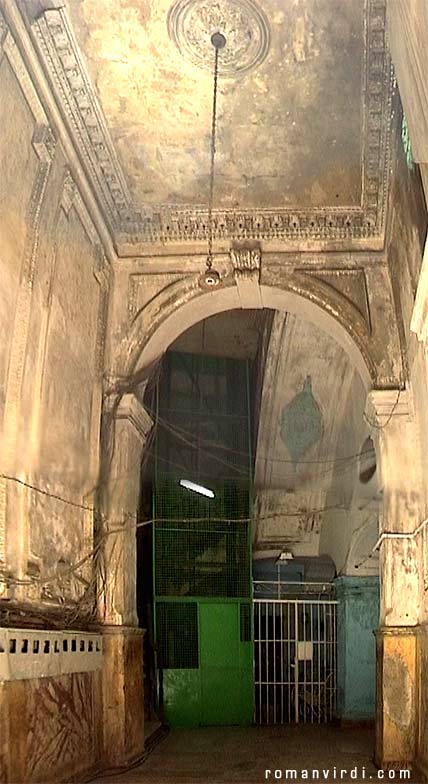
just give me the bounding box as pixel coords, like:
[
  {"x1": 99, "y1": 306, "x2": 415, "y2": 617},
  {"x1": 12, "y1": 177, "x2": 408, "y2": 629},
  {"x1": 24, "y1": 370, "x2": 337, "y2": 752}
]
[
  {"x1": 253, "y1": 311, "x2": 363, "y2": 559},
  {"x1": 319, "y1": 368, "x2": 379, "y2": 576},
  {"x1": 0, "y1": 24, "x2": 110, "y2": 607},
  {"x1": 0, "y1": 10, "x2": 112, "y2": 782},
  {"x1": 385, "y1": 106, "x2": 428, "y2": 775}
]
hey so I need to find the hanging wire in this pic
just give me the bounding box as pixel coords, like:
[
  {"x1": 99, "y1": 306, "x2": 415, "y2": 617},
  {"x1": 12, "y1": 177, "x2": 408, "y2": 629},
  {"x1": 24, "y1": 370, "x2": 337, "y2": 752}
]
[{"x1": 206, "y1": 34, "x2": 224, "y2": 271}]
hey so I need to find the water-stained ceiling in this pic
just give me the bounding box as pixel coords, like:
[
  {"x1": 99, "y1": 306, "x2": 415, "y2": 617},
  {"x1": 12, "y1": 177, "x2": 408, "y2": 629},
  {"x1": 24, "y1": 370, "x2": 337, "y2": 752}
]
[
  {"x1": 32, "y1": 0, "x2": 393, "y2": 246},
  {"x1": 68, "y1": 0, "x2": 367, "y2": 211}
]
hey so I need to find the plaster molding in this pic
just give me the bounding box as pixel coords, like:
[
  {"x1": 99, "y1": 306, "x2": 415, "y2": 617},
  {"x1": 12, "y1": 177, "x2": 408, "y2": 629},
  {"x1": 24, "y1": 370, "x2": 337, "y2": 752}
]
[
  {"x1": 118, "y1": 0, "x2": 392, "y2": 247},
  {"x1": 2, "y1": 26, "x2": 47, "y2": 124},
  {"x1": 21, "y1": 0, "x2": 392, "y2": 248},
  {"x1": 116, "y1": 394, "x2": 153, "y2": 443},
  {"x1": 60, "y1": 167, "x2": 105, "y2": 250},
  {"x1": 168, "y1": 0, "x2": 270, "y2": 76},
  {"x1": 31, "y1": 7, "x2": 132, "y2": 230},
  {"x1": 127, "y1": 271, "x2": 191, "y2": 321},
  {"x1": 115, "y1": 269, "x2": 404, "y2": 391},
  {"x1": 231, "y1": 243, "x2": 263, "y2": 308},
  {"x1": 1, "y1": 0, "x2": 116, "y2": 262},
  {"x1": 0, "y1": 123, "x2": 57, "y2": 568},
  {"x1": 303, "y1": 268, "x2": 371, "y2": 334},
  {"x1": 0, "y1": 9, "x2": 8, "y2": 52},
  {"x1": 410, "y1": 235, "x2": 428, "y2": 344},
  {"x1": 365, "y1": 387, "x2": 412, "y2": 426}
]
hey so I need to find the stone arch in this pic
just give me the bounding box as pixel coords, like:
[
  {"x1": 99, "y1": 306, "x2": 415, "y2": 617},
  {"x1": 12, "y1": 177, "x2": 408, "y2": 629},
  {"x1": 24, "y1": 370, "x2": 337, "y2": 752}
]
[
  {"x1": 104, "y1": 272, "x2": 415, "y2": 631},
  {"x1": 114, "y1": 274, "x2": 378, "y2": 391},
  {"x1": 103, "y1": 272, "x2": 422, "y2": 758}
]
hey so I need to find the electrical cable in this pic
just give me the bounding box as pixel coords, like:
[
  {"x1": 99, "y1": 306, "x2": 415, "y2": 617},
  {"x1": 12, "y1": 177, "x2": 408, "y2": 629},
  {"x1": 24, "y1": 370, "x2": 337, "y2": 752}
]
[{"x1": 363, "y1": 388, "x2": 402, "y2": 429}]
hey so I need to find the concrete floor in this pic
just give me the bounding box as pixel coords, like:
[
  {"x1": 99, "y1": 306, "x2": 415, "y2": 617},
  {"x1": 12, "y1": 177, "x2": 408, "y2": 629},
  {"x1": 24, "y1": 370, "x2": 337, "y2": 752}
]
[{"x1": 93, "y1": 724, "x2": 415, "y2": 784}]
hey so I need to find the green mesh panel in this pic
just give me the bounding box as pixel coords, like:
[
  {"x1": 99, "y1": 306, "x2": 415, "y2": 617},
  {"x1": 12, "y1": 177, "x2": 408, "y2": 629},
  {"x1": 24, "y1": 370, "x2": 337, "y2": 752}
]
[
  {"x1": 156, "y1": 353, "x2": 250, "y2": 485},
  {"x1": 156, "y1": 602, "x2": 199, "y2": 669},
  {"x1": 154, "y1": 352, "x2": 252, "y2": 600},
  {"x1": 155, "y1": 520, "x2": 250, "y2": 598}
]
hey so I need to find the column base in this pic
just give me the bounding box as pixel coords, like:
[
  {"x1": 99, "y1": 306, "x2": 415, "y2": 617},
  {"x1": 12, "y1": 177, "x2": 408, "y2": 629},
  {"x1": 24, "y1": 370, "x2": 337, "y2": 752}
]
[
  {"x1": 375, "y1": 626, "x2": 416, "y2": 770},
  {"x1": 415, "y1": 625, "x2": 428, "y2": 780},
  {"x1": 101, "y1": 626, "x2": 146, "y2": 769}
]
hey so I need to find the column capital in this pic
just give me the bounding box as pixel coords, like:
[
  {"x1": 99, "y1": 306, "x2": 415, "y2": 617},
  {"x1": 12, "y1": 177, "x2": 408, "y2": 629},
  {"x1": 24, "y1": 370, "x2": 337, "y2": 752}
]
[
  {"x1": 365, "y1": 387, "x2": 413, "y2": 427},
  {"x1": 116, "y1": 393, "x2": 153, "y2": 442}
]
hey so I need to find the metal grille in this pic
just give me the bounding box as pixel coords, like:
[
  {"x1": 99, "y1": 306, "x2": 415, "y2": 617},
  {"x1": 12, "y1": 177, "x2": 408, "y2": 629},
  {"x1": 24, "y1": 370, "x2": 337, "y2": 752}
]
[
  {"x1": 156, "y1": 602, "x2": 199, "y2": 669},
  {"x1": 254, "y1": 599, "x2": 337, "y2": 724},
  {"x1": 154, "y1": 477, "x2": 250, "y2": 525},
  {"x1": 156, "y1": 352, "x2": 251, "y2": 485},
  {"x1": 153, "y1": 352, "x2": 252, "y2": 601},
  {"x1": 155, "y1": 514, "x2": 251, "y2": 598},
  {"x1": 240, "y1": 603, "x2": 252, "y2": 643}
]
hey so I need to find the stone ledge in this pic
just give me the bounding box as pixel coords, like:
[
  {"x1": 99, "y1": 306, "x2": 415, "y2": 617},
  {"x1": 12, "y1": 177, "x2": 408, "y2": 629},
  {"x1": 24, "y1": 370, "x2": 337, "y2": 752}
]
[
  {"x1": 101, "y1": 624, "x2": 145, "y2": 637},
  {"x1": 0, "y1": 628, "x2": 102, "y2": 681}
]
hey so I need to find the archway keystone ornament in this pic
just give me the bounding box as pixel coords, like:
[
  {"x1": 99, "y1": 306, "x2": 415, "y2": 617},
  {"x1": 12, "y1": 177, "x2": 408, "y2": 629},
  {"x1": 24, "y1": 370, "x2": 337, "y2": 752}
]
[
  {"x1": 230, "y1": 243, "x2": 263, "y2": 307},
  {"x1": 167, "y1": 0, "x2": 271, "y2": 75}
]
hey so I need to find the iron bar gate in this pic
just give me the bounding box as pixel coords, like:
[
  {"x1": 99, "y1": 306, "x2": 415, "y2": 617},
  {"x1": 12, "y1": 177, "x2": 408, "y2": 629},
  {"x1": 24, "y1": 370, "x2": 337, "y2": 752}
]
[{"x1": 254, "y1": 597, "x2": 337, "y2": 724}]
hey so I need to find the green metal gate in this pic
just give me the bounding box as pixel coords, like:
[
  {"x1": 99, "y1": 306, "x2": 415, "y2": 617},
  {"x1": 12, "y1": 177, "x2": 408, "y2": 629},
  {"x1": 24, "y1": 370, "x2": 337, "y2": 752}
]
[{"x1": 152, "y1": 352, "x2": 254, "y2": 726}]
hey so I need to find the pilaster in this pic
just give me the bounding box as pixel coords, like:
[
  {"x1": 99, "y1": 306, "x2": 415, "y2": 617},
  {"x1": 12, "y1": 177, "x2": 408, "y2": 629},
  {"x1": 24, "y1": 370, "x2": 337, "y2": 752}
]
[
  {"x1": 366, "y1": 388, "x2": 423, "y2": 770},
  {"x1": 365, "y1": 388, "x2": 422, "y2": 626},
  {"x1": 100, "y1": 394, "x2": 153, "y2": 627},
  {"x1": 101, "y1": 626, "x2": 146, "y2": 768},
  {"x1": 375, "y1": 627, "x2": 417, "y2": 769}
]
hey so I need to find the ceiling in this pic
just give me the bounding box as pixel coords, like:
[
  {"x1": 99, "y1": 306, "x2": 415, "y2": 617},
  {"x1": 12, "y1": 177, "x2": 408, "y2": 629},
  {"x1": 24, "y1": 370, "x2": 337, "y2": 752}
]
[
  {"x1": 68, "y1": 0, "x2": 365, "y2": 211},
  {"x1": 60, "y1": 0, "x2": 392, "y2": 245}
]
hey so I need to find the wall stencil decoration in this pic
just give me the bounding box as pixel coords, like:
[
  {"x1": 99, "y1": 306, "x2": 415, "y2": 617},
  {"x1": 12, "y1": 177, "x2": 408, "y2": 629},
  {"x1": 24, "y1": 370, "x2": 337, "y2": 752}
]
[{"x1": 280, "y1": 376, "x2": 323, "y2": 467}]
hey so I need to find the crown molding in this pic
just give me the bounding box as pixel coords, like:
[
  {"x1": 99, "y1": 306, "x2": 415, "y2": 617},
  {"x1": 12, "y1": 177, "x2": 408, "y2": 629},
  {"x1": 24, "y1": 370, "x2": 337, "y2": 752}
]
[{"x1": 0, "y1": 0, "x2": 117, "y2": 263}]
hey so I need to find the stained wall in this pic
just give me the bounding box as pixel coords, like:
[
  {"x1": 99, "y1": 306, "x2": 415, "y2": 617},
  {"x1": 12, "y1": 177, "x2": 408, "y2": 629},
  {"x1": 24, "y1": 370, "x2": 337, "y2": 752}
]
[
  {"x1": 0, "y1": 5, "x2": 113, "y2": 781},
  {"x1": 385, "y1": 108, "x2": 428, "y2": 775},
  {"x1": 0, "y1": 7, "x2": 109, "y2": 611}
]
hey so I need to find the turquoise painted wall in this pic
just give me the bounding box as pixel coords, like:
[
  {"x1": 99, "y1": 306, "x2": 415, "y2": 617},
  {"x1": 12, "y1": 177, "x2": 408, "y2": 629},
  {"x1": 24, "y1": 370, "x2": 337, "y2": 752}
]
[{"x1": 335, "y1": 576, "x2": 379, "y2": 720}]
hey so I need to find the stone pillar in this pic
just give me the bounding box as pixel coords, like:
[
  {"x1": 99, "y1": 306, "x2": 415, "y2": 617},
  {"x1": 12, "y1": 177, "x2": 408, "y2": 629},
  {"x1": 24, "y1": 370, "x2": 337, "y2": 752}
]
[
  {"x1": 365, "y1": 389, "x2": 422, "y2": 768},
  {"x1": 335, "y1": 576, "x2": 379, "y2": 722},
  {"x1": 100, "y1": 393, "x2": 153, "y2": 768}
]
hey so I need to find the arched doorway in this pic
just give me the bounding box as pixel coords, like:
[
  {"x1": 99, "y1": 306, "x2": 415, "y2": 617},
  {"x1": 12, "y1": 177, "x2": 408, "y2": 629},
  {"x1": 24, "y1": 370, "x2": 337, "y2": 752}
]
[
  {"x1": 135, "y1": 304, "x2": 379, "y2": 730},
  {"x1": 100, "y1": 276, "x2": 420, "y2": 770}
]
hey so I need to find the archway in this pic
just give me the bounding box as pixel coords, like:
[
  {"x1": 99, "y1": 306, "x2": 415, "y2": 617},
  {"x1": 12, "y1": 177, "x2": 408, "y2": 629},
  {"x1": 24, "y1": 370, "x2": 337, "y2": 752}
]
[
  {"x1": 116, "y1": 278, "x2": 374, "y2": 391},
  {"x1": 100, "y1": 276, "x2": 420, "y2": 770}
]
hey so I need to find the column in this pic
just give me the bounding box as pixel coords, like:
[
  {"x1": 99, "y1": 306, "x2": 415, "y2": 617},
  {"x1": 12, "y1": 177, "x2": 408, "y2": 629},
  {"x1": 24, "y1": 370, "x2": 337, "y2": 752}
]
[
  {"x1": 365, "y1": 389, "x2": 422, "y2": 768},
  {"x1": 99, "y1": 393, "x2": 153, "y2": 767}
]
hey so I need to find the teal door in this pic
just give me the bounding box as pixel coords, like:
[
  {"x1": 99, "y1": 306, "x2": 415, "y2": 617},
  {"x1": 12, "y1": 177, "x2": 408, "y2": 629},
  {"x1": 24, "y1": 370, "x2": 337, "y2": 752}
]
[{"x1": 199, "y1": 602, "x2": 253, "y2": 726}]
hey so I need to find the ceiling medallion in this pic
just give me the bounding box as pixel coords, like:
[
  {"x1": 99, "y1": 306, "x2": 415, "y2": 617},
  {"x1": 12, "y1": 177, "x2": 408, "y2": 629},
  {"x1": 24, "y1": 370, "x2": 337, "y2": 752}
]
[{"x1": 167, "y1": 0, "x2": 271, "y2": 76}]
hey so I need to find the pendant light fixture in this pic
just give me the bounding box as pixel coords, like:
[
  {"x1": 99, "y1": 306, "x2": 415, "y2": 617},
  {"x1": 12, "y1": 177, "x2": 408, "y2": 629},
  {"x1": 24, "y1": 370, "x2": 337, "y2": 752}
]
[{"x1": 199, "y1": 31, "x2": 226, "y2": 289}]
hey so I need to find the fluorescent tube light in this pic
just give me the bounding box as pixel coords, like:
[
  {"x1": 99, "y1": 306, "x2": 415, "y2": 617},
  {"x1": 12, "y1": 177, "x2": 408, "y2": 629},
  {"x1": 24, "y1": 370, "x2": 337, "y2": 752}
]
[{"x1": 179, "y1": 479, "x2": 215, "y2": 499}]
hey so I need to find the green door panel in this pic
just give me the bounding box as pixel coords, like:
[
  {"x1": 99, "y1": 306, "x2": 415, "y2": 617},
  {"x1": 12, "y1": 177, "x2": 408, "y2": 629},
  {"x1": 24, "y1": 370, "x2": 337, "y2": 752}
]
[
  {"x1": 162, "y1": 669, "x2": 201, "y2": 727},
  {"x1": 160, "y1": 601, "x2": 254, "y2": 727},
  {"x1": 199, "y1": 602, "x2": 252, "y2": 726},
  {"x1": 200, "y1": 666, "x2": 241, "y2": 725}
]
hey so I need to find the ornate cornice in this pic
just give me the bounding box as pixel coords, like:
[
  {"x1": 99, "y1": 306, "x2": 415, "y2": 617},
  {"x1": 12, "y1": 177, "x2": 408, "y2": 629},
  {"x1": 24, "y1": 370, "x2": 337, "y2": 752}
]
[
  {"x1": 26, "y1": 0, "x2": 392, "y2": 249},
  {"x1": 120, "y1": 0, "x2": 393, "y2": 246},
  {"x1": 31, "y1": 7, "x2": 132, "y2": 231}
]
